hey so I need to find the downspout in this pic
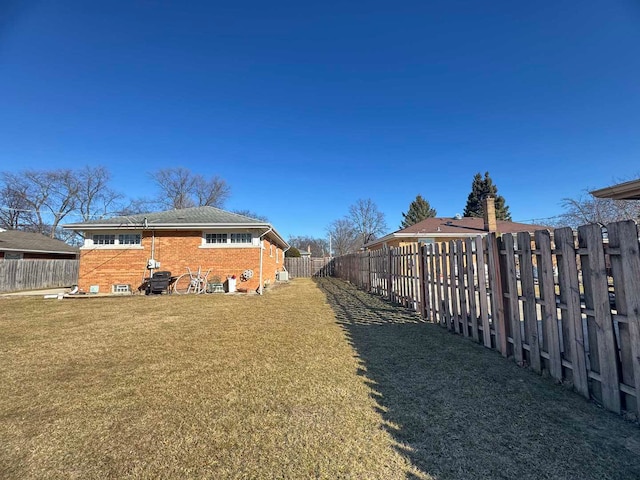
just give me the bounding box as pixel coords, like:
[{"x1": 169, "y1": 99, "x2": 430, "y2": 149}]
[{"x1": 258, "y1": 227, "x2": 273, "y2": 295}]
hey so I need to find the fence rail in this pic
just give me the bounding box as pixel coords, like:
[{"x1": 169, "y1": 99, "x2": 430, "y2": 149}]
[
  {"x1": 333, "y1": 220, "x2": 640, "y2": 419},
  {"x1": 0, "y1": 259, "x2": 79, "y2": 293},
  {"x1": 285, "y1": 257, "x2": 334, "y2": 278}
]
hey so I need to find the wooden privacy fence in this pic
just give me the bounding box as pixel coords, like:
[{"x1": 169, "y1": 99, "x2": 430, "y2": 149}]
[
  {"x1": 285, "y1": 257, "x2": 334, "y2": 278},
  {"x1": 333, "y1": 220, "x2": 640, "y2": 419},
  {"x1": 0, "y1": 259, "x2": 79, "y2": 293}
]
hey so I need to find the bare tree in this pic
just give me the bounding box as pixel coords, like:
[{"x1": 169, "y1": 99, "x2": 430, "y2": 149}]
[
  {"x1": 348, "y1": 198, "x2": 387, "y2": 248},
  {"x1": 0, "y1": 174, "x2": 33, "y2": 230},
  {"x1": 327, "y1": 218, "x2": 359, "y2": 256},
  {"x1": 151, "y1": 168, "x2": 230, "y2": 210},
  {"x1": 194, "y1": 175, "x2": 231, "y2": 208},
  {"x1": 0, "y1": 169, "x2": 80, "y2": 237},
  {"x1": 288, "y1": 235, "x2": 329, "y2": 257},
  {"x1": 1, "y1": 166, "x2": 125, "y2": 239},
  {"x1": 232, "y1": 209, "x2": 268, "y2": 221},
  {"x1": 76, "y1": 166, "x2": 123, "y2": 221},
  {"x1": 556, "y1": 191, "x2": 640, "y2": 228}
]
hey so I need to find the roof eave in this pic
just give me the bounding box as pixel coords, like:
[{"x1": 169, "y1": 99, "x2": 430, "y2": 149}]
[
  {"x1": 63, "y1": 222, "x2": 290, "y2": 249},
  {"x1": 63, "y1": 222, "x2": 272, "y2": 230},
  {"x1": 0, "y1": 247, "x2": 77, "y2": 255},
  {"x1": 590, "y1": 179, "x2": 640, "y2": 200}
]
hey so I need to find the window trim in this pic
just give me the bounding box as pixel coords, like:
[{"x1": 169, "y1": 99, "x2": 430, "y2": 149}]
[
  {"x1": 200, "y1": 230, "x2": 257, "y2": 249},
  {"x1": 81, "y1": 231, "x2": 143, "y2": 250}
]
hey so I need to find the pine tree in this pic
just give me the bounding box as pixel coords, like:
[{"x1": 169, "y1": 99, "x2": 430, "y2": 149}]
[
  {"x1": 400, "y1": 195, "x2": 437, "y2": 228},
  {"x1": 463, "y1": 172, "x2": 511, "y2": 220}
]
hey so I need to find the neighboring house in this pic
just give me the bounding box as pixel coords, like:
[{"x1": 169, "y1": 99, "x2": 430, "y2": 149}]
[
  {"x1": 0, "y1": 229, "x2": 79, "y2": 260},
  {"x1": 366, "y1": 197, "x2": 549, "y2": 250},
  {"x1": 591, "y1": 179, "x2": 640, "y2": 200},
  {"x1": 63, "y1": 206, "x2": 289, "y2": 294}
]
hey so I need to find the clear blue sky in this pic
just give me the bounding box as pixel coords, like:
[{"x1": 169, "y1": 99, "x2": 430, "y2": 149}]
[{"x1": 1, "y1": 1, "x2": 639, "y2": 239}]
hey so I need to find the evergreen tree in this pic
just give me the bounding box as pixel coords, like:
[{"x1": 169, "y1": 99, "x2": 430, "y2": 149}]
[
  {"x1": 463, "y1": 172, "x2": 511, "y2": 220},
  {"x1": 400, "y1": 195, "x2": 437, "y2": 228}
]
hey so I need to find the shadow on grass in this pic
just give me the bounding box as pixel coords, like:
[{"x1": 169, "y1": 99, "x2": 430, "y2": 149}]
[{"x1": 315, "y1": 277, "x2": 640, "y2": 480}]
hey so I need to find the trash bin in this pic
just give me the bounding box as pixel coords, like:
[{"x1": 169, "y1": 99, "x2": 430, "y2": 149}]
[{"x1": 227, "y1": 276, "x2": 237, "y2": 293}]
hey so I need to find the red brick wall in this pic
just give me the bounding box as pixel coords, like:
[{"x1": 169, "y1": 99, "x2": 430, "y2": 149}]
[{"x1": 77, "y1": 230, "x2": 286, "y2": 294}]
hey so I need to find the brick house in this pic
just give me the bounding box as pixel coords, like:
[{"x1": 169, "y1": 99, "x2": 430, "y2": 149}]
[
  {"x1": 63, "y1": 206, "x2": 289, "y2": 294},
  {"x1": 0, "y1": 229, "x2": 78, "y2": 260}
]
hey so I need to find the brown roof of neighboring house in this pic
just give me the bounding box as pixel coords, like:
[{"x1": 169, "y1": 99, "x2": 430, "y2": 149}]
[
  {"x1": 0, "y1": 230, "x2": 79, "y2": 255},
  {"x1": 366, "y1": 217, "x2": 550, "y2": 248},
  {"x1": 399, "y1": 217, "x2": 550, "y2": 235}
]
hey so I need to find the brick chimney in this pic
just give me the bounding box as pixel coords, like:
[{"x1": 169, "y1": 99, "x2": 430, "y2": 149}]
[{"x1": 483, "y1": 196, "x2": 497, "y2": 232}]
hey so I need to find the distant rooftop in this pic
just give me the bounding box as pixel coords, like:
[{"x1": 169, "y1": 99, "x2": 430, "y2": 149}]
[{"x1": 0, "y1": 230, "x2": 78, "y2": 254}]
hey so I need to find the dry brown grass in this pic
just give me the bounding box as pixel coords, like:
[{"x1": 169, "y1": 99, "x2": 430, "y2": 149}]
[
  {"x1": 4, "y1": 278, "x2": 640, "y2": 480},
  {"x1": 317, "y1": 277, "x2": 640, "y2": 480},
  {"x1": 0, "y1": 281, "x2": 424, "y2": 479}
]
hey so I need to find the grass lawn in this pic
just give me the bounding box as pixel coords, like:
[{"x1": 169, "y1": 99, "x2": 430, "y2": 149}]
[
  {"x1": 0, "y1": 280, "x2": 420, "y2": 479},
  {"x1": 2, "y1": 278, "x2": 640, "y2": 479}
]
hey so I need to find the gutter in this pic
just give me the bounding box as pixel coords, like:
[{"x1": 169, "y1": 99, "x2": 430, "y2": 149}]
[{"x1": 258, "y1": 227, "x2": 273, "y2": 295}]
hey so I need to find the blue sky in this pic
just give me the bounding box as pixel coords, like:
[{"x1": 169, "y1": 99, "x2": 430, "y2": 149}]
[{"x1": 1, "y1": 1, "x2": 639, "y2": 239}]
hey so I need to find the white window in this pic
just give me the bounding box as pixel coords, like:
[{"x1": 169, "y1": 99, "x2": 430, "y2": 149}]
[
  {"x1": 231, "y1": 233, "x2": 252, "y2": 244},
  {"x1": 93, "y1": 234, "x2": 116, "y2": 245},
  {"x1": 200, "y1": 231, "x2": 256, "y2": 248},
  {"x1": 206, "y1": 233, "x2": 228, "y2": 244},
  {"x1": 270, "y1": 244, "x2": 273, "y2": 257},
  {"x1": 85, "y1": 232, "x2": 143, "y2": 249},
  {"x1": 118, "y1": 234, "x2": 141, "y2": 245},
  {"x1": 276, "y1": 248, "x2": 279, "y2": 263}
]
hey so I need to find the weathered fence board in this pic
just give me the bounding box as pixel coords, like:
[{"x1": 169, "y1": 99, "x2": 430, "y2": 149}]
[
  {"x1": 332, "y1": 219, "x2": 640, "y2": 419},
  {"x1": 555, "y1": 227, "x2": 589, "y2": 399},
  {"x1": 285, "y1": 257, "x2": 334, "y2": 278},
  {"x1": 0, "y1": 259, "x2": 79, "y2": 293}
]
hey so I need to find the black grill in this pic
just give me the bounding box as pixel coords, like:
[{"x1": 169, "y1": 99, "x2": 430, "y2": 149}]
[{"x1": 146, "y1": 271, "x2": 172, "y2": 295}]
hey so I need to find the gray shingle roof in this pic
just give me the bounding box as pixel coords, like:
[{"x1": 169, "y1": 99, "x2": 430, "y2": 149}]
[
  {"x1": 62, "y1": 206, "x2": 290, "y2": 249},
  {"x1": 65, "y1": 206, "x2": 267, "y2": 228},
  {"x1": 0, "y1": 230, "x2": 79, "y2": 254}
]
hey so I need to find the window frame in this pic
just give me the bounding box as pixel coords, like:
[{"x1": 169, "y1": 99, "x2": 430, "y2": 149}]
[
  {"x1": 200, "y1": 230, "x2": 257, "y2": 248},
  {"x1": 82, "y1": 231, "x2": 143, "y2": 249}
]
